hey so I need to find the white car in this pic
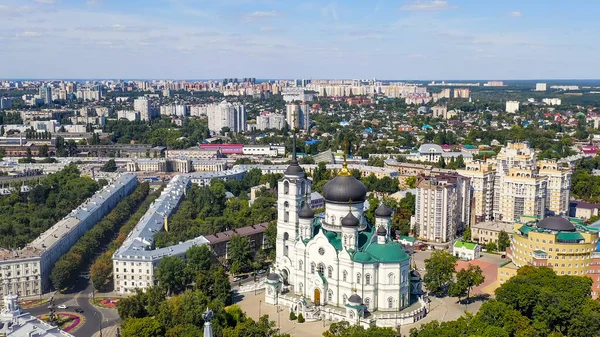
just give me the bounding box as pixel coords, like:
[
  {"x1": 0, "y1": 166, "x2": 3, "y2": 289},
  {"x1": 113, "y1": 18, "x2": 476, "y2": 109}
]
[{"x1": 57, "y1": 304, "x2": 67, "y2": 309}]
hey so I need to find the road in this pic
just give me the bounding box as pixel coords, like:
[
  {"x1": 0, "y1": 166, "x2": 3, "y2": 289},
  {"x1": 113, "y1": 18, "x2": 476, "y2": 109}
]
[{"x1": 26, "y1": 278, "x2": 121, "y2": 337}]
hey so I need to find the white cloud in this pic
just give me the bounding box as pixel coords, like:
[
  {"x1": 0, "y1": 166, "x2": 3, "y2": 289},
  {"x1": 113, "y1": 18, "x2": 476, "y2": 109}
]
[
  {"x1": 400, "y1": 1, "x2": 453, "y2": 11},
  {"x1": 242, "y1": 11, "x2": 280, "y2": 23},
  {"x1": 260, "y1": 27, "x2": 274, "y2": 32},
  {"x1": 16, "y1": 31, "x2": 41, "y2": 38},
  {"x1": 86, "y1": 0, "x2": 101, "y2": 6},
  {"x1": 35, "y1": 0, "x2": 56, "y2": 4},
  {"x1": 509, "y1": 11, "x2": 522, "y2": 17}
]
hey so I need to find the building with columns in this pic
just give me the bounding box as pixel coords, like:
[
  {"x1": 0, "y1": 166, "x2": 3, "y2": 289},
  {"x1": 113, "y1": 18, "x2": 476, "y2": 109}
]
[{"x1": 265, "y1": 135, "x2": 426, "y2": 327}]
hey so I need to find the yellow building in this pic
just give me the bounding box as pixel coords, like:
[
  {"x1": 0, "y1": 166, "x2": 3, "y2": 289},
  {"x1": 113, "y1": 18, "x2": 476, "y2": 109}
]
[
  {"x1": 538, "y1": 160, "x2": 571, "y2": 216},
  {"x1": 499, "y1": 216, "x2": 599, "y2": 284}
]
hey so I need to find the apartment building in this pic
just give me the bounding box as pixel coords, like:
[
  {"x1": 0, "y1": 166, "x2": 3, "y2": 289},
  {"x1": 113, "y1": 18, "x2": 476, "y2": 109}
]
[
  {"x1": 538, "y1": 160, "x2": 571, "y2": 216},
  {"x1": 285, "y1": 103, "x2": 310, "y2": 131},
  {"x1": 207, "y1": 101, "x2": 246, "y2": 134},
  {"x1": 471, "y1": 220, "x2": 513, "y2": 245},
  {"x1": 457, "y1": 161, "x2": 495, "y2": 223}
]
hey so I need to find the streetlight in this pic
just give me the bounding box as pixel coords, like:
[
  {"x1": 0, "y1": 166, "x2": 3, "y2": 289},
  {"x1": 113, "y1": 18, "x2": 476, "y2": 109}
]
[
  {"x1": 277, "y1": 305, "x2": 280, "y2": 331},
  {"x1": 259, "y1": 300, "x2": 262, "y2": 318}
]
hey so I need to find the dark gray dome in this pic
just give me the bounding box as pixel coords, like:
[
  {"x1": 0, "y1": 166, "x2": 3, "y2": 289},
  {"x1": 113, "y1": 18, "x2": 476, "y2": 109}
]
[
  {"x1": 341, "y1": 212, "x2": 360, "y2": 227},
  {"x1": 285, "y1": 161, "x2": 304, "y2": 175},
  {"x1": 377, "y1": 226, "x2": 387, "y2": 236},
  {"x1": 267, "y1": 273, "x2": 280, "y2": 282},
  {"x1": 538, "y1": 216, "x2": 575, "y2": 232},
  {"x1": 323, "y1": 175, "x2": 367, "y2": 204},
  {"x1": 374, "y1": 203, "x2": 393, "y2": 217},
  {"x1": 348, "y1": 294, "x2": 362, "y2": 304},
  {"x1": 298, "y1": 203, "x2": 315, "y2": 219}
]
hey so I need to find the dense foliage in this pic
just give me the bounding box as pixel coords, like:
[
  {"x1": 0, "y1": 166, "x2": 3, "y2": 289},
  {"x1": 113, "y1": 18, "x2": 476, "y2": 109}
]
[
  {"x1": 0, "y1": 164, "x2": 98, "y2": 249},
  {"x1": 410, "y1": 267, "x2": 600, "y2": 337},
  {"x1": 571, "y1": 155, "x2": 600, "y2": 202},
  {"x1": 364, "y1": 193, "x2": 415, "y2": 237},
  {"x1": 103, "y1": 118, "x2": 210, "y2": 149},
  {"x1": 323, "y1": 321, "x2": 396, "y2": 337},
  {"x1": 51, "y1": 182, "x2": 150, "y2": 291},
  {"x1": 91, "y1": 186, "x2": 163, "y2": 291}
]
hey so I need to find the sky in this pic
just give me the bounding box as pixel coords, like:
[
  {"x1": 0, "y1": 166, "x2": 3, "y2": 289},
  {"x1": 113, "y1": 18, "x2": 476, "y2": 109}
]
[{"x1": 0, "y1": 0, "x2": 598, "y2": 80}]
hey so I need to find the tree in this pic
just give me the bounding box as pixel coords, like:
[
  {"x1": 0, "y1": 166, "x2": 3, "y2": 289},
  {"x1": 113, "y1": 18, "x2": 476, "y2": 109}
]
[
  {"x1": 423, "y1": 250, "x2": 457, "y2": 296},
  {"x1": 101, "y1": 159, "x2": 117, "y2": 172},
  {"x1": 165, "y1": 324, "x2": 203, "y2": 337},
  {"x1": 39, "y1": 144, "x2": 49, "y2": 157},
  {"x1": 122, "y1": 317, "x2": 165, "y2": 337},
  {"x1": 455, "y1": 155, "x2": 465, "y2": 169},
  {"x1": 323, "y1": 321, "x2": 396, "y2": 337},
  {"x1": 185, "y1": 244, "x2": 213, "y2": 274},
  {"x1": 497, "y1": 230, "x2": 510, "y2": 251},
  {"x1": 157, "y1": 256, "x2": 187, "y2": 295},
  {"x1": 405, "y1": 176, "x2": 417, "y2": 189},
  {"x1": 117, "y1": 289, "x2": 148, "y2": 319},
  {"x1": 486, "y1": 242, "x2": 497, "y2": 252},
  {"x1": 228, "y1": 234, "x2": 252, "y2": 275},
  {"x1": 448, "y1": 264, "x2": 485, "y2": 303},
  {"x1": 463, "y1": 226, "x2": 472, "y2": 241}
]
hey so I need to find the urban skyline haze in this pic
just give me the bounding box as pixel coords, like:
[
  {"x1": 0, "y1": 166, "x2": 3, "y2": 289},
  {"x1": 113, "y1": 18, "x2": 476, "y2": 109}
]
[{"x1": 1, "y1": 0, "x2": 598, "y2": 80}]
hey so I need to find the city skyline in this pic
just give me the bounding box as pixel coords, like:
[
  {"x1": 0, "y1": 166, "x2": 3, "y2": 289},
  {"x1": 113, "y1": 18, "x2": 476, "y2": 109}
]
[{"x1": 1, "y1": 0, "x2": 599, "y2": 79}]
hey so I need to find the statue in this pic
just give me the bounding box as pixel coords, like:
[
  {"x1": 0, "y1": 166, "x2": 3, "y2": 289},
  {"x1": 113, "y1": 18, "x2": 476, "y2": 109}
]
[{"x1": 203, "y1": 308, "x2": 214, "y2": 337}]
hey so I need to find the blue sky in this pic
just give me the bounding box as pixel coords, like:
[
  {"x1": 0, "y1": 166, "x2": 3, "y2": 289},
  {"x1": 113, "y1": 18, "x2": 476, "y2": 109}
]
[{"x1": 0, "y1": 0, "x2": 598, "y2": 80}]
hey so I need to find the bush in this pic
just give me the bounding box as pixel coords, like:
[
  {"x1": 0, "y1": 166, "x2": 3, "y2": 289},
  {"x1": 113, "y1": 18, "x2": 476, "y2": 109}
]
[
  {"x1": 289, "y1": 312, "x2": 296, "y2": 320},
  {"x1": 297, "y1": 313, "x2": 305, "y2": 323}
]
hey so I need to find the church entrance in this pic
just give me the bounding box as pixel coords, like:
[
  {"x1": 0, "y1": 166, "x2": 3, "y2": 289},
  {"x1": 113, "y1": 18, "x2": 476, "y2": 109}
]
[{"x1": 314, "y1": 288, "x2": 320, "y2": 305}]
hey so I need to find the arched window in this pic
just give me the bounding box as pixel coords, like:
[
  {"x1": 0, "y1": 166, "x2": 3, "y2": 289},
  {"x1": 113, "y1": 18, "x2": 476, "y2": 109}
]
[
  {"x1": 284, "y1": 211, "x2": 289, "y2": 222},
  {"x1": 356, "y1": 273, "x2": 361, "y2": 284},
  {"x1": 328, "y1": 266, "x2": 333, "y2": 278},
  {"x1": 349, "y1": 311, "x2": 355, "y2": 319},
  {"x1": 328, "y1": 290, "x2": 333, "y2": 302},
  {"x1": 284, "y1": 181, "x2": 290, "y2": 194},
  {"x1": 365, "y1": 298, "x2": 370, "y2": 309},
  {"x1": 343, "y1": 235, "x2": 347, "y2": 245},
  {"x1": 365, "y1": 274, "x2": 371, "y2": 285},
  {"x1": 402, "y1": 270, "x2": 407, "y2": 283},
  {"x1": 318, "y1": 263, "x2": 325, "y2": 275},
  {"x1": 388, "y1": 273, "x2": 395, "y2": 285},
  {"x1": 331, "y1": 215, "x2": 336, "y2": 225},
  {"x1": 299, "y1": 283, "x2": 303, "y2": 293},
  {"x1": 301, "y1": 181, "x2": 306, "y2": 195},
  {"x1": 343, "y1": 270, "x2": 347, "y2": 282},
  {"x1": 298, "y1": 260, "x2": 303, "y2": 271},
  {"x1": 388, "y1": 297, "x2": 394, "y2": 309},
  {"x1": 284, "y1": 201, "x2": 289, "y2": 208},
  {"x1": 284, "y1": 232, "x2": 289, "y2": 241},
  {"x1": 311, "y1": 262, "x2": 315, "y2": 274},
  {"x1": 343, "y1": 294, "x2": 348, "y2": 304}
]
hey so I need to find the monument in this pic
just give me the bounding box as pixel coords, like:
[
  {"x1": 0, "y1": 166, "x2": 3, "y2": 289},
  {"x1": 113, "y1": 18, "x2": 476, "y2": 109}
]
[{"x1": 203, "y1": 308, "x2": 214, "y2": 337}]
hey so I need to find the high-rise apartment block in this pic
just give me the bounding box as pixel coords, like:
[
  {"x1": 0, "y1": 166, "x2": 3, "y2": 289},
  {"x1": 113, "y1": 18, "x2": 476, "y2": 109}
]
[
  {"x1": 458, "y1": 142, "x2": 571, "y2": 225},
  {"x1": 535, "y1": 83, "x2": 547, "y2": 91},
  {"x1": 207, "y1": 100, "x2": 246, "y2": 134},
  {"x1": 39, "y1": 85, "x2": 52, "y2": 105},
  {"x1": 413, "y1": 173, "x2": 471, "y2": 243},
  {"x1": 256, "y1": 113, "x2": 285, "y2": 130},
  {"x1": 453, "y1": 88, "x2": 470, "y2": 99},
  {"x1": 285, "y1": 103, "x2": 310, "y2": 131},
  {"x1": 134, "y1": 97, "x2": 152, "y2": 121},
  {"x1": 506, "y1": 100, "x2": 520, "y2": 113}
]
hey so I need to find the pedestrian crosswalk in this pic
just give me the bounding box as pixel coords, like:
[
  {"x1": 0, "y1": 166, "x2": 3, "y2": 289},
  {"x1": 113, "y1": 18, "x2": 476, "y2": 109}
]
[{"x1": 92, "y1": 324, "x2": 120, "y2": 337}]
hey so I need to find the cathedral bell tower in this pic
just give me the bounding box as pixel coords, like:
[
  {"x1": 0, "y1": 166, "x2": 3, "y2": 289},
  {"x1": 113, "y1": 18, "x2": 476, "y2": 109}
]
[{"x1": 276, "y1": 132, "x2": 312, "y2": 262}]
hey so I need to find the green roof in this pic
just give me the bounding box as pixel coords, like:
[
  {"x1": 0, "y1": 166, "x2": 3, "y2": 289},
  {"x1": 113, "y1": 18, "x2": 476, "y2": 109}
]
[
  {"x1": 454, "y1": 241, "x2": 478, "y2": 249},
  {"x1": 518, "y1": 225, "x2": 533, "y2": 235},
  {"x1": 399, "y1": 235, "x2": 417, "y2": 243},
  {"x1": 365, "y1": 242, "x2": 410, "y2": 263},
  {"x1": 463, "y1": 144, "x2": 477, "y2": 149},
  {"x1": 556, "y1": 232, "x2": 584, "y2": 242},
  {"x1": 352, "y1": 252, "x2": 374, "y2": 263},
  {"x1": 324, "y1": 231, "x2": 342, "y2": 251}
]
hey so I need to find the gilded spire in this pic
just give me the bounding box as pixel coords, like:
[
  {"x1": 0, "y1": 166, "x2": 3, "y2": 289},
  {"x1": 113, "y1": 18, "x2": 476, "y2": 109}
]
[{"x1": 339, "y1": 138, "x2": 351, "y2": 177}]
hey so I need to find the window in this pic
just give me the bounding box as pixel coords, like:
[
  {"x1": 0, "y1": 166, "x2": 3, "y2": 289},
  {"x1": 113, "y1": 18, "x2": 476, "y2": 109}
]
[
  {"x1": 299, "y1": 260, "x2": 303, "y2": 271},
  {"x1": 301, "y1": 181, "x2": 306, "y2": 195},
  {"x1": 365, "y1": 298, "x2": 370, "y2": 309},
  {"x1": 388, "y1": 297, "x2": 394, "y2": 309},
  {"x1": 284, "y1": 181, "x2": 289, "y2": 194},
  {"x1": 343, "y1": 295, "x2": 348, "y2": 304},
  {"x1": 343, "y1": 270, "x2": 347, "y2": 282},
  {"x1": 318, "y1": 263, "x2": 325, "y2": 275},
  {"x1": 284, "y1": 232, "x2": 289, "y2": 241},
  {"x1": 311, "y1": 263, "x2": 315, "y2": 274},
  {"x1": 328, "y1": 290, "x2": 333, "y2": 302},
  {"x1": 365, "y1": 274, "x2": 371, "y2": 285},
  {"x1": 328, "y1": 266, "x2": 333, "y2": 278},
  {"x1": 299, "y1": 283, "x2": 303, "y2": 293},
  {"x1": 357, "y1": 273, "x2": 361, "y2": 284},
  {"x1": 388, "y1": 273, "x2": 395, "y2": 285}
]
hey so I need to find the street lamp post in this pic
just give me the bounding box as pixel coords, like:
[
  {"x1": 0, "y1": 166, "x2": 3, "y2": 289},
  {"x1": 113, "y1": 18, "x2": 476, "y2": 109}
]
[
  {"x1": 277, "y1": 305, "x2": 280, "y2": 331},
  {"x1": 259, "y1": 300, "x2": 261, "y2": 318}
]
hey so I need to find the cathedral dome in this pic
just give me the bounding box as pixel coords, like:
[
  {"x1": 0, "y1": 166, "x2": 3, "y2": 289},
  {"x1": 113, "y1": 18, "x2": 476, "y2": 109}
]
[
  {"x1": 322, "y1": 165, "x2": 367, "y2": 204},
  {"x1": 374, "y1": 203, "x2": 393, "y2": 217},
  {"x1": 298, "y1": 203, "x2": 315, "y2": 219},
  {"x1": 377, "y1": 226, "x2": 387, "y2": 236},
  {"x1": 341, "y1": 212, "x2": 360, "y2": 227},
  {"x1": 348, "y1": 294, "x2": 362, "y2": 305},
  {"x1": 267, "y1": 273, "x2": 280, "y2": 282},
  {"x1": 538, "y1": 216, "x2": 575, "y2": 232}
]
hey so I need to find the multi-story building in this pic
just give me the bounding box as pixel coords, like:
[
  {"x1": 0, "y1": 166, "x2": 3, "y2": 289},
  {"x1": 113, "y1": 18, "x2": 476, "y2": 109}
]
[
  {"x1": 535, "y1": 83, "x2": 547, "y2": 91},
  {"x1": 0, "y1": 174, "x2": 137, "y2": 297},
  {"x1": 134, "y1": 97, "x2": 152, "y2": 121},
  {"x1": 117, "y1": 110, "x2": 140, "y2": 121},
  {"x1": 505, "y1": 100, "x2": 520, "y2": 113},
  {"x1": 126, "y1": 159, "x2": 168, "y2": 172},
  {"x1": 542, "y1": 98, "x2": 561, "y2": 106},
  {"x1": 471, "y1": 220, "x2": 513, "y2": 245},
  {"x1": 453, "y1": 88, "x2": 470, "y2": 99},
  {"x1": 538, "y1": 160, "x2": 571, "y2": 216},
  {"x1": 207, "y1": 101, "x2": 246, "y2": 134},
  {"x1": 457, "y1": 161, "x2": 495, "y2": 223},
  {"x1": 412, "y1": 174, "x2": 471, "y2": 243},
  {"x1": 203, "y1": 223, "x2": 269, "y2": 260},
  {"x1": 285, "y1": 103, "x2": 310, "y2": 131},
  {"x1": 256, "y1": 113, "x2": 285, "y2": 130},
  {"x1": 499, "y1": 217, "x2": 599, "y2": 284},
  {"x1": 498, "y1": 168, "x2": 547, "y2": 223},
  {"x1": 39, "y1": 85, "x2": 52, "y2": 105}
]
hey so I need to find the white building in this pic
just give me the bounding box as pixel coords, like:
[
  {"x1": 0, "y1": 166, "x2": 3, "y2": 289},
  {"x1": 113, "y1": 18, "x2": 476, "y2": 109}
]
[
  {"x1": 75, "y1": 88, "x2": 101, "y2": 101},
  {"x1": 160, "y1": 104, "x2": 188, "y2": 117},
  {"x1": 265, "y1": 140, "x2": 426, "y2": 327},
  {"x1": 207, "y1": 101, "x2": 246, "y2": 134},
  {"x1": 286, "y1": 103, "x2": 310, "y2": 131},
  {"x1": 535, "y1": 83, "x2": 547, "y2": 91},
  {"x1": 506, "y1": 101, "x2": 520, "y2": 113},
  {"x1": 542, "y1": 98, "x2": 561, "y2": 106},
  {"x1": 281, "y1": 88, "x2": 314, "y2": 103},
  {"x1": 134, "y1": 97, "x2": 153, "y2": 121},
  {"x1": 402, "y1": 144, "x2": 473, "y2": 164},
  {"x1": 452, "y1": 241, "x2": 480, "y2": 261},
  {"x1": 0, "y1": 294, "x2": 74, "y2": 336},
  {"x1": 412, "y1": 174, "x2": 471, "y2": 244},
  {"x1": 117, "y1": 110, "x2": 140, "y2": 121},
  {"x1": 256, "y1": 113, "x2": 285, "y2": 130}
]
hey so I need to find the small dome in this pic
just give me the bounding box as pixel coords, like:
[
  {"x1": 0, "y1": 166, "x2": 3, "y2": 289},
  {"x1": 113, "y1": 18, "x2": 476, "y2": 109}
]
[
  {"x1": 323, "y1": 175, "x2": 367, "y2": 204},
  {"x1": 285, "y1": 161, "x2": 304, "y2": 175},
  {"x1": 348, "y1": 294, "x2": 362, "y2": 305},
  {"x1": 377, "y1": 226, "x2": 387, "y2": 236},
  {"x1": 538, "y1": 216, "x2": 575, "y2": 232},
  {"x1": 298, "y1": 203, "x2": 315, "y2": 219},
  {"x1": 267, "y1": 273, "x2": 280, "y2": 282},
  {"x1": 353, "y1": 252, "x2": 372, "y2": 263},
  {"x1": 375, "y1": 203, "x2": 393, "y2": 217},
  {"x1": 341, "y1": 212, "x2": 360, "y2": 227}
]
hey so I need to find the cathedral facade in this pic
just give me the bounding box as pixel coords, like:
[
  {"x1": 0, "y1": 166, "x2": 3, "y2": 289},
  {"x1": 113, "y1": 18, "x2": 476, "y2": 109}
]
[{"x1": 265, "y1": 146, "x2": 419, "y2": 326}]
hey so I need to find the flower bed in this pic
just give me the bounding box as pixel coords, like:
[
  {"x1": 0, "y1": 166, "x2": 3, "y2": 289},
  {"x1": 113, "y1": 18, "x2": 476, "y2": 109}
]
[
  {"x1": 37, "y1": 312, "x2": 84, "y2": 332},
  {"x1": 92, "y1": 297, "x2": 120, "y2": 308},
  {"x1": 18, "y1": 299, "x2": 48, "y2": 309}
]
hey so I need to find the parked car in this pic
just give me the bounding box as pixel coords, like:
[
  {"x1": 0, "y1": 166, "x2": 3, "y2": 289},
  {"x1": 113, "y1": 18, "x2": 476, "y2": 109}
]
[
  {"x1": 257, "y1": 269, "x2": 266, "y2": 275},
  {"x1": 57, "y1": 305, "x2": 67, "y2": 309},
  {"x1": 74, "y1": 308, "x2": 84, "y2": 313},
  {"x1": 232, "y1": 277, "x2": 241, "y2": 282}
]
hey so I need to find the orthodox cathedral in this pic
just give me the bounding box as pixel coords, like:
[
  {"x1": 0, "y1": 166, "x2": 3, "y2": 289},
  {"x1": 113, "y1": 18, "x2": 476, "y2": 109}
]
[{"x1": 265, "y1": 137, "x2": 425, "y2": 327}]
